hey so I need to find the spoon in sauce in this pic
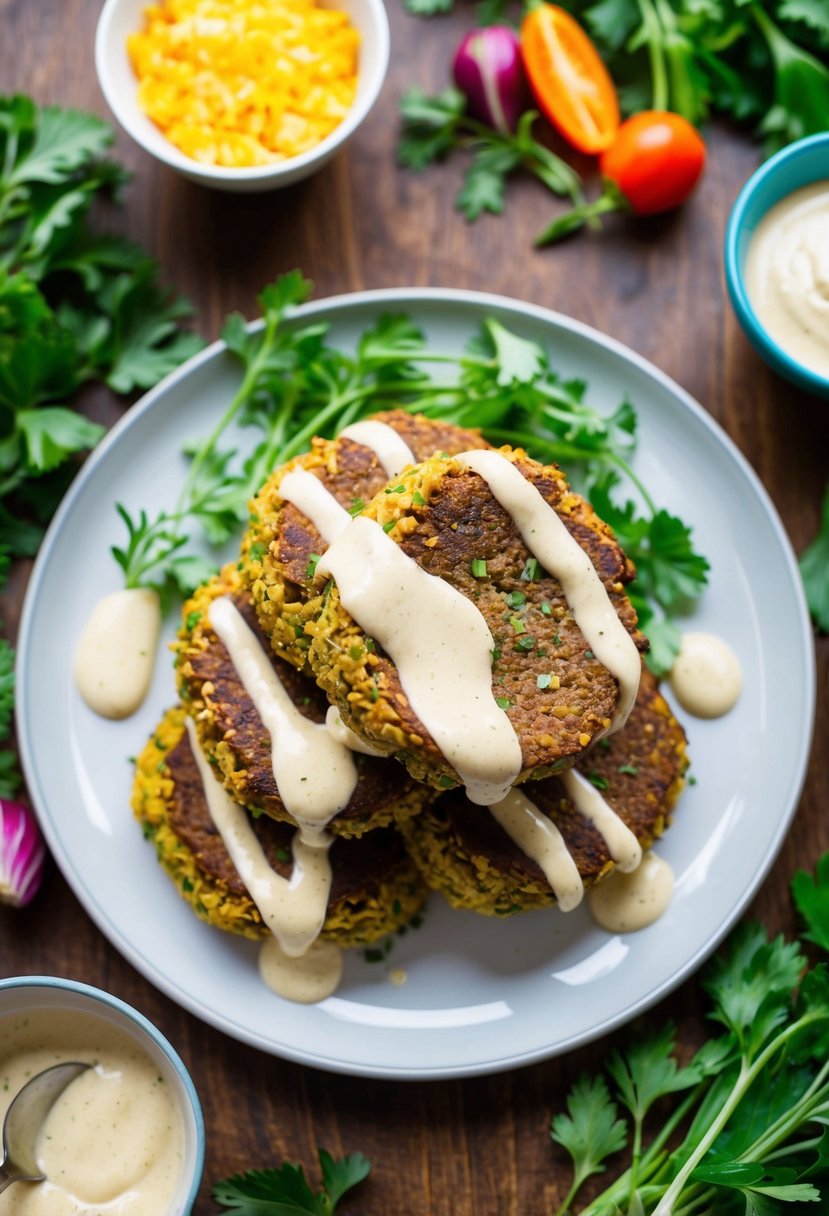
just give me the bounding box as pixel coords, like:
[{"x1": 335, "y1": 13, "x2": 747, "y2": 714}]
[{"x1": 0, "y1": 1061, "x2": 90, "y2": 1192}]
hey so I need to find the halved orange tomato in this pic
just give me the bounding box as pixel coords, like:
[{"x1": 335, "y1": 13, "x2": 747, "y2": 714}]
[{"x1": 520, "y1": 4, "x2": 620, "y2": 155}]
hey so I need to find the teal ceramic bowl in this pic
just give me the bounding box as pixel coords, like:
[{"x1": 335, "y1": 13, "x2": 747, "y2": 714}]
[
  {"x1": 724, "y1": 132, "x2": 829, "y2": 398},
  {"x1": 0, "y1": 976, "x2": 204, "y2": 1213}
]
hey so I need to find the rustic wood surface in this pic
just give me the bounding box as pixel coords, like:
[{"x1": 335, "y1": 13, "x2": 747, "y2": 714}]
[{"x1": 1, "y1": 1, "x2": 827, "y2": 1212}]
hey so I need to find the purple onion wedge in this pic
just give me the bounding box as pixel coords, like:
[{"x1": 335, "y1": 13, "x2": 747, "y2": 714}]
[
  {"x1": 452, "y1": 26, "x2": 527, "y2": 135},
  {"x1": 0, "y1": 799, "x2": 46, "y2": 907}
]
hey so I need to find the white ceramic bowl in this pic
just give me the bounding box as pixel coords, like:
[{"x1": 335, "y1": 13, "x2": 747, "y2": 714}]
[
  {"x1": 0, "y1": 976, "x2": 204, "y2": 1214},
  {"x1": 95, "y1": 0, "x2": 390, "y2": 192}
]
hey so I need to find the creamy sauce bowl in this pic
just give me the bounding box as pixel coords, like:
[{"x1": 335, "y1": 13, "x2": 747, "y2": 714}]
[
  {"x1": 0, "y1": 977, "x2": 204, "y2": 1215},
  {"x1": 725, "y1": 131, "x2": 829, "y2": 399}
]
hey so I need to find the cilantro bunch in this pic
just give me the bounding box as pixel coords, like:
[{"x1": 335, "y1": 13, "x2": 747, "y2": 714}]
[
  {"x1": 0, "y1": 93, "x2": 202, "y2": 793},
  {"x1": 113, "y1": 271, "x2": 708, "y2": 671},
  {"x1": 550, "y1": 853, "x2": 829, "y2": 1215}
]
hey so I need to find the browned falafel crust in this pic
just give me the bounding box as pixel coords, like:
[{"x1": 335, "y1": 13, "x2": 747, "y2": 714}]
[
  {"x1": 307, "y1": 447, "x2": 647, "y2": 791},
  {"x1": 244, "y1": 410, "x2": 489, "y2": 666},
  {"x1": 397, "y1": 667, "x2": 687, "y2": 915},
  {"x1": 176, "y1": 564, "x2": 432, "y2": 836},
  {"x1": 132, "y1": 707, "x2": 427, "y2": 944}
]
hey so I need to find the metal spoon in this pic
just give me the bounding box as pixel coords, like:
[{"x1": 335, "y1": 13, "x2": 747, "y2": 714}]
[{"x1": 0, "y1": 1062, "x2": 91, "y2": 1193}]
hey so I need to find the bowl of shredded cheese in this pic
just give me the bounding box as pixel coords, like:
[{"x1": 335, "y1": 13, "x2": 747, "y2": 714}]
[{"x1": 95, "y1": 0, "x2": 390, "y2": 191}]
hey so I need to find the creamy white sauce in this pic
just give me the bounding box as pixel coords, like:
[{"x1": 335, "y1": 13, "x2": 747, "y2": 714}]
[
  {"x1": 669, "y1": 631, "x2": 741, "y2": 719},
  {"x1": 186, "y1": 718, "x2": 333, "y2": 958},
  {"x1": 325, "y1": 706, "x2": 385, "y2": 757},
  {"x1": 74, "y1": 589, "x2": 160, "y2": 719},
  {"x1": 339, "y1": 421, "x2": 416, "y2": 478},
  {"x1": 0, "y1": 1009, "x2": 184, "y2": 1215},
  {"x1": 588, "y1": 851, "x2": 674, "y2": 932},
  {"x1": 209, "y1": 596, "x2": 358, "y2": 830},
  {"x1": 278, "y1": 467, "x2": 351, "y2": 544},
  {"x1": 560, "y1": 769, "x2": 642, "y2": 873},
  {"x1": 457, "y1": 450, "x2": 641, "y2": 733},
  {"x1": 745, "y1": 181, "x2": 829, "y2": 378},
  {"x1": 489, "y1": 788, "x2": 583, "y2": 911},
  {"x1": 316, "y1": 516, "x2": 523, "y2": 805},
  {"x1": 259, "y1": 936, "x2": 343, "y2": 1003}
]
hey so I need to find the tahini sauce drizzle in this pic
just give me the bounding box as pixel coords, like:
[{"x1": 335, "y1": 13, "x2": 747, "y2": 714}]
[
  {"x1": 74, "y1": 588, "x2": 160, "y2": 719},
  {"x1": 278, "y1": 467, "x2": 351, "y2": 545},
  {"x1": 316, "y1": 515, "x2": 523, "y2": 805},
  {"x1": 489, "y1": 789, "x2": 584, "y2": 910},
  {"x1": 208, "y1": 596, "x2": 358, "y2": 830},
  {"x1": 325, "y1": 706, "x2": 385, "y2": 757},
  {"x1": 588, "y1": 851, "x2": 674, "y2": 932},
  {"x1": 669, "y1": 632, "x2": 741, "y2": 719},
  {"x1": 560, "y1": 770, "x2": 641, "y2": 873},
  {"x1": 185, "y1": 719, "x2": 335, "y2": 968},
  {"x1": 339, "y1": 421, "x2": 416, "y2": 478},
  {"x1": 457, "y1": 450, "x2": 641, "y2": 733},
  {"x1": 0, "y1": 1008, "x2": 184, "y2": 1215}
]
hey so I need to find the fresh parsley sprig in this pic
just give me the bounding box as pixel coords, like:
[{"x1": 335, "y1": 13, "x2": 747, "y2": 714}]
[
  {"x1": 113, "y1": 274, "x2": 708, "y2": 668},
  {"x1": 398, "y1": 87, "x2": 584, "y2": 223},
  {"x1": 799, "y1": 481, "x2": 829, "y2": 634},
  {"x1": 213, "y1": 1148, "x2": 371, "y2": 1215},
  {"x1": 550, "y1": 852, "x2": 829, "y2": 1215}
]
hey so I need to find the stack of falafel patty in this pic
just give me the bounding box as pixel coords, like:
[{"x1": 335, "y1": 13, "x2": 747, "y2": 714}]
[{"x1": 132, "y1": 409, "x2": 688, "y2": 951}]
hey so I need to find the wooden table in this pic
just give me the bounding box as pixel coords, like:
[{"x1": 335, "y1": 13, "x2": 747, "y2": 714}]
[{"x1": 2, "y1": 3, "x2": 827, "y2": 1212}]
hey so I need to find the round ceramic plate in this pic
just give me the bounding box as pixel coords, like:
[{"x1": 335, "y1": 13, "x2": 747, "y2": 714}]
[{"x1": 17, "y1": 289, "x2": 815, "y2": 1079}]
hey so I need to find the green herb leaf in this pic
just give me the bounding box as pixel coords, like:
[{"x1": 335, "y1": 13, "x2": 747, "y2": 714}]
[
  {"x1": 799, "y1": 482, "x2": 829, "y2": 631},
  {"x1": 213, "y1": 1149, "x2": 370, "y2": 1215},
  {"x1": 550, "y1": 1073, "x2": 627, "y2": 1198},
  {"x1": 792, "y1": 853, "x2": 829, "y2": 953}
]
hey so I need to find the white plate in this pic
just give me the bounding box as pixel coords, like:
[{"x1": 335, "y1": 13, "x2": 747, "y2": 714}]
[{"x1": 17, "y1": 289, "x2": 815, "y2": 1079}]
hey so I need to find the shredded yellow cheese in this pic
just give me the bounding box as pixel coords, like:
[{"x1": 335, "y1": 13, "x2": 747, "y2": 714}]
[{"x1": 128, "y1": 0, "x2": 360, "y2": 168}]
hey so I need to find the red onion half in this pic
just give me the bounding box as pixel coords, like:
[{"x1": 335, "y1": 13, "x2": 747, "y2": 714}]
[
  {"x1": 452, "y1": 27, "x2": 527, "y2": 135},
  {"x1": 0, "y1": 799, "x2": 46, "y2": 907}
]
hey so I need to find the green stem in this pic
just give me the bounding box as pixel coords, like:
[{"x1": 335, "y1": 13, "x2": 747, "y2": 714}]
[{"x1": 636, "y1": 0, "x2": 670, "y2": 112}]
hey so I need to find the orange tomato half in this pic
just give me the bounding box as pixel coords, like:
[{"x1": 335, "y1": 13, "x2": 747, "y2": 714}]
[{"x1": 520, "y1": 4, "x2": 620, "y2": 155}]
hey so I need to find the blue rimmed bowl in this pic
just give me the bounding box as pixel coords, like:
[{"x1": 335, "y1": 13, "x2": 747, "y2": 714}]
[
  {"x1": 724, "y1": 131, "x2": 829, "y2": 398},
  {"x1": 0, "y1": 976, "x2": 204, "y2": 1214}
]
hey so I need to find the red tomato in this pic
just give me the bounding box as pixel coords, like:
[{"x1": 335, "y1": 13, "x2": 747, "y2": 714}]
[
  {"x1": 600, "y1": 111, "x2": 706, "y2": 215},
  {"x1": 520, "y1": 4, "x2": 619, "y2": 155}
]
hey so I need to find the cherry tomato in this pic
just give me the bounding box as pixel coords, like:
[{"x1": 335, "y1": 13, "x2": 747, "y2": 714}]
[
  {"x1": 520, "y1": 4, "x2": 619, "y2": 155},
  {"x1": 600, "y1": 111, "x2": 706, "y2": 215}
]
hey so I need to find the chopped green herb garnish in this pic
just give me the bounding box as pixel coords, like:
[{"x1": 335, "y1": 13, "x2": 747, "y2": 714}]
[
  {"x1": 495, "y1": 696, "x2": 511, "y2": 709},
  {"x1": 491, "y1": 646, "x2": 502, "y2": 663},
  {"x1": 584, "y1": 649, "x2": 594, "y2": 660},
  {"x1": 185, "y1": 610, "x2": 201, "y2": 631},
  {"x1": 365, "y1": 637, "x2": 375, "y2": 652},
  {"x1": 506, "y1": 590, "x2": 526, "y2": 608},
  {"x1": 617, "y1": 764, "x2": 638, "y2": 776},
  {"x1": 552, "y1": 633, "x2": 562, "y2": 646},
  {"x1": 587, "y1": 771, "x2": 610, "y2": 790},
  {"x1": 438, "y1": 775, "x2": 456, "y2": 788},
  {"x1": 306, "y1": 553, "x2": 321, "y2": 578},
  {"x1": 521, "y1": 557, "x2": 541, "y2": 581},
  {"x1": 509, "y1": 616, "x2": 526, "y2": 635},
  {"x1": 540, "y1": 601, "x2": 552, "y2": 616},
  {"x1": 368, "y1": 683, "x2": 380, "y2": 703},
  {"x1": 413, "y1": 490, "x2": 426, "y2": 506},
  {"x1": 348, "y1": 645, "x2": 363, "y2": 661},
  {"x1": 471, "y1": 558, "x2": 488, "y2": 578},
  {"x1": 515, "y1": 636, "x2": 536, "y2": 652},
  {"x1": 382, "y1": 520, "x2": 396, "y2": 533},
  {"x1": 248, "y1": 541, "x2": 266, "y2": 562},
  {"x1": 536, "y1": 673, "x2": 552, "y2": 689},
  {"x1": 276, "y1": 847, "x2": 290, "y2": 863},
  {"x1": 348, "y1": 498, "x2": 366, "y2": 517}
]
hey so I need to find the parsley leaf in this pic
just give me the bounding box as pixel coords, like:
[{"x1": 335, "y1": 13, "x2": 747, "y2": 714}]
[
  {"x1": 399, "y1": 87, "x2": 583, "y2": 226},
  {"x1": 799, "y1": 481, "x2": 829, "y2": 631},
  {"x1": 0, "y1": 638, "x2": 14, "y2": 738},
  {"x1": 792, "y1": 852, "x2": 829, "y2": 953},
  {"x1": 551, "y1": 1073, "x2": 627, "y2": 1206},
  {"x1": 213, "y1": 1149, "x2": 371, "y2": 1215}
]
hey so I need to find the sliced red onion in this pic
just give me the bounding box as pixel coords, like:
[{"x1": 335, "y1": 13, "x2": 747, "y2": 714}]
[
  {"x1": 0, "y1": 800, "x2": 46, "y2": 907},
  {"x1": 452, "y1": 26, "x2": 527, "y2": 135}
]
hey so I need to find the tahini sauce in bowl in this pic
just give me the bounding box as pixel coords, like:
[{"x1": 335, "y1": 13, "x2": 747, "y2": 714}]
[
  {"x1": 744, "y1": 180, "x2": 829, "y2": 380},
  {"x1": 0, "y1": 978, "x2": 203, "y2": 1215}
]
